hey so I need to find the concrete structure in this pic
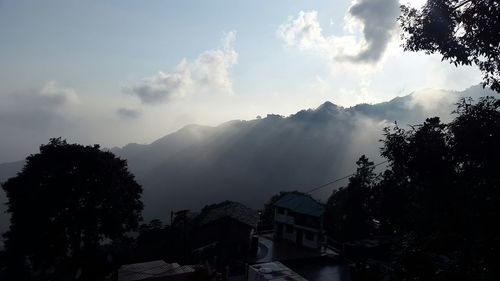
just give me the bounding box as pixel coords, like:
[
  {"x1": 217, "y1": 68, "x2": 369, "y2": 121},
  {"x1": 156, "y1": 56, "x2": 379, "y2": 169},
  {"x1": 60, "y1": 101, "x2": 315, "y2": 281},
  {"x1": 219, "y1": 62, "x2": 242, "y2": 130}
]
[
  {"x1": 273, "y1": 193, "x2": 325, "y2": 249},
  {"x1": 248, "y1": 261, "x2": 307, "y2": 281}
]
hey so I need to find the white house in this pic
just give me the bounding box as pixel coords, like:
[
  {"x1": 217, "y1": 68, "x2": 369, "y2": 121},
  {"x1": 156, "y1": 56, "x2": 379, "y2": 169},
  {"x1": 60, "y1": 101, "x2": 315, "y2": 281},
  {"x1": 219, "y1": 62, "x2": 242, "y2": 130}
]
[{"x1": 273, "y1": 193, "x2": 325, "y2": 249}]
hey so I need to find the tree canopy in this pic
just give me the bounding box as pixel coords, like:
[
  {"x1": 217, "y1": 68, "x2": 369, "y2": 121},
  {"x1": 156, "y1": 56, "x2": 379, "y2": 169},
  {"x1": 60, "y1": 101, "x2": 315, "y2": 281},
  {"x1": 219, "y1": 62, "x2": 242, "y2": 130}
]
[
  {"x1": 399, "y1": 0, "x2": 500, "y2": 92},
  {"x1": 1, "y1": 138, "x2": 143, "y2": 281},
  {"x1": 325, "y1": 96, "x2": 500, "y2": 280},
  {"x1": 379, "y1": 97, "x2": 499, "y2": 280},
  {"x1": 325, "y1": 155, "x2": 376, "y2": 241}
]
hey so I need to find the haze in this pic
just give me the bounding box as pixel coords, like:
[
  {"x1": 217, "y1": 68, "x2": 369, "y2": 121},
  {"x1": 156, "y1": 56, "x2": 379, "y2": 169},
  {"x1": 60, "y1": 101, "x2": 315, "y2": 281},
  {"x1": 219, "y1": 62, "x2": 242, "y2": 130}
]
[{"x1": 0, "y1": 0, "x2": 482, "y2": 163}]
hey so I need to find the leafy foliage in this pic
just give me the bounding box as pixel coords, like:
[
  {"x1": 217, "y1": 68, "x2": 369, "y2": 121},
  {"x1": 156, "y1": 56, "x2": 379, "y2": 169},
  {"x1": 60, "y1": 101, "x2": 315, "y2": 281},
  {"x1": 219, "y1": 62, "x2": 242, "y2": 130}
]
[
  {"x1": 325, "y1": 155, "x2": 376, "y2": 241},
  {"x1": 1, "y1": 138, "x2": 143, "y2": 281},
  {"x1": 326, "y1": 96, "x2": 500, "y2": 280},
  {"x1": 389, "y1": 97, "x2": 499, "y2": 280},
  {"x1": 399, "y1": 0, "x2": 500, "y2": 92}
]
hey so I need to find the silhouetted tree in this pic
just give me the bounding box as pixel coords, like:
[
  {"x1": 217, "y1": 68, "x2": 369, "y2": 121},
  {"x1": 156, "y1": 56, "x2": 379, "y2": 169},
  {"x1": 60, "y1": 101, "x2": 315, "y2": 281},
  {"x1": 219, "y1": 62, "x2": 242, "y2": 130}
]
[
  {"x1": 380, "y1": 117, "x2": 455, "y2": 235},
  {"x1": 326, "y1": 97, "x2": 499, "y2": 280},
  {"x1": 378, "y1": 97, "x2": 500, "y2": 280},
  {"x1": 325, "y1": 155, "x2": 376, "y2": 241},
  {"x1": 1, "y1": 138, "x2": 143, "y2": 281},
  {"x1": 446, "y1": 97, "x2": 500, "y2": 280},
  {"x1": 134, "y1": 219, "x2": 171, "y2": 262},
  {"x1": 399, "y1": 0, "x2": 500, "y2": 92}
]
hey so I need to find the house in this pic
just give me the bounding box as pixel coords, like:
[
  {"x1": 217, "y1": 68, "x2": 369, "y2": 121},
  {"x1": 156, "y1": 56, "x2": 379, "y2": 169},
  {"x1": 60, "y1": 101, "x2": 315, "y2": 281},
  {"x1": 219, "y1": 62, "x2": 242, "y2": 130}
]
[
  {"x1": 273, "y1": 193, "x2": 325, "y2": 249},
  {"x1": 117, "y1": 260, "x2": 197, "y2": 281},
  {"x1": 191, "y1": 201, "x2": 259, "y2": 266},
  {"x1": 247, "y1": 261, "x2": 307, "y2": 281}
]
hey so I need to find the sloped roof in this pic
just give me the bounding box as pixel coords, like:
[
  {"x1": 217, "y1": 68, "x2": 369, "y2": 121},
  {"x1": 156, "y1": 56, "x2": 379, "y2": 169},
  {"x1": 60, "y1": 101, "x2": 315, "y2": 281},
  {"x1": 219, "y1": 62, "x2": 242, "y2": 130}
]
[
  {"x1": 200, "y1": 201, "x2": 259, "y2": 228},
  {"x1": 274, "y1": 193, "x2": 325, "y2": 217},
  {"x1": 249, "y1": 261, "x2": 307, "y2": 281},
  {"x1": 118, "y1": 260, "x2": 195, "y2": 281}
]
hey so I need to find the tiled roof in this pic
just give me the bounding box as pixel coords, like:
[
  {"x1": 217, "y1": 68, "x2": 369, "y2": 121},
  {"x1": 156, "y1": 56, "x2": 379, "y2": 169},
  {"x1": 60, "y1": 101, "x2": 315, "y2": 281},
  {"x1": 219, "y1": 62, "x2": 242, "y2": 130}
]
[
  {"x1": 118, "y1": 260, "x2": 195, "y2": 281},
  {"x1": 274, "y1": 193, "x2": 325, "y2": 217},
  {"x1": 201, "y1": 201, "x2": 259, "y2": 228}
]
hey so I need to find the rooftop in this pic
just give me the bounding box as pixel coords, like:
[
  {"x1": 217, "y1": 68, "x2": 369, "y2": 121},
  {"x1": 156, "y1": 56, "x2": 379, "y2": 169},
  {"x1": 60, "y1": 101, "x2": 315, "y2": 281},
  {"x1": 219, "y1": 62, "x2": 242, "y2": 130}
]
[
  {"x1": 118, "y1": 260, "x2": 196, "y2": 281},
  {"x1": 249, "y1": 261, "x2": 307, "y2": 281},
  {"x1": 200, "y1": 201, "x2": 259, "y2": 228},
  {"x1": 274, "y1": 193, "x2": 325, "y2": 217}
]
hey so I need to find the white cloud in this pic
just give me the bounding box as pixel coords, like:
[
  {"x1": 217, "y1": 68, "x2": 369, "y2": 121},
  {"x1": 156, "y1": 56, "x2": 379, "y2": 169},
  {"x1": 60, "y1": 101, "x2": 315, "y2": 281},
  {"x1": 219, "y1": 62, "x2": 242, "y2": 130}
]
[
  {"x1": 278, "y1": 0, "x2": 400, "y2": 66},
  {"x1": 40, "y1": 81, "x2": 80, "y2": 105},
  {"x1": 278, "y1": 11, "x2": 360, "y2": 59},
  {"x1": 0, "y1": 81, "x2": 80, "y2": 162},
  {"x1": 408, "y1": 88, "x2": 455, "y2": 113},
  {"x1": 278, "y1": 11, "x2": 327, "y2": 50},
  {"x1": 129, "y1": 32, "x2": 238, "y2": 104}
]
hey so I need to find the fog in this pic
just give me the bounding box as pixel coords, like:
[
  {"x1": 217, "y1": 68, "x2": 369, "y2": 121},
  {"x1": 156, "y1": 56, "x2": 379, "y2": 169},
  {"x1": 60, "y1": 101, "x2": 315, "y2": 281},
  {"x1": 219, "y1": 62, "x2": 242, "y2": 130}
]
[{"x1": 0, "y1": 85, "x2": 493, "y2": 232}]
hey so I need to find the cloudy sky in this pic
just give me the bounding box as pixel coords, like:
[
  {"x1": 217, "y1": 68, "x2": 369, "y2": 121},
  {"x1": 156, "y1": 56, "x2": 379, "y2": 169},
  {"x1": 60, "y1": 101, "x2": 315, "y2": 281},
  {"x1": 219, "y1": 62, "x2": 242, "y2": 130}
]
[{"x1": 0, "y1": 0, "x2": 482, "y2": 162}]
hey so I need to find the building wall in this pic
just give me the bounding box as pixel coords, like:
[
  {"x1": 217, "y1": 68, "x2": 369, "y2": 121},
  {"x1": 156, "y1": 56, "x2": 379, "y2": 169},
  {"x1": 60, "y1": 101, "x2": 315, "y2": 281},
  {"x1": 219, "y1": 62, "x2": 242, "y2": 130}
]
[
  {"x1": 275, "y1": 208, "x2": 294, "y2": 225},
  {"x1": 274, "y1": 207, "x2": 324, "y2": 249},
  {"x1": 283, "y1": 224, "x2": 296, "y2": 242},
  {"x1": 301, "y1": 230, "x2": 320, "y2": 248},
  {"x1": 281, "y1": 225, "x2": 321, "y2": 248}
]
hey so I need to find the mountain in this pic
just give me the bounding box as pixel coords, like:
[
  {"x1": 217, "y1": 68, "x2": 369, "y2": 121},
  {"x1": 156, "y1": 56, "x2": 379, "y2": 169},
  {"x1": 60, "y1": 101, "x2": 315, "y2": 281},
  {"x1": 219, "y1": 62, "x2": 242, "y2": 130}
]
[
  {"x1": 0, "y1": 86, "x2": 495, "y2": 229},
  {"x1": 108, "y1": 86, "x2": 493, "y2": 222}
]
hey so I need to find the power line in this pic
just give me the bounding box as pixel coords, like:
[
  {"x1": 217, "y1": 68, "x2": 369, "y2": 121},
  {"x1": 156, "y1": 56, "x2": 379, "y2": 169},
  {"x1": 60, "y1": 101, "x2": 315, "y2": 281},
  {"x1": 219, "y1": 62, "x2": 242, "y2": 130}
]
[
  {"x1": 270, "y1": 160, "x2": 389, "y2": 210},
  {"x1": 305, "y1": 160, "x2": 389, "y2": 194}
]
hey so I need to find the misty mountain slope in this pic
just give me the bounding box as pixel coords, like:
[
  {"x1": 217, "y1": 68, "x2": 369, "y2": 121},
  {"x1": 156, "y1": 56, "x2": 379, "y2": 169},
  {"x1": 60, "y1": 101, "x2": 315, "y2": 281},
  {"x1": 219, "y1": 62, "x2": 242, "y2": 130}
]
[
  {"x1": 119, "y1": 86, "x2": 495, "y2": 222},
  {"x1": 111, "y1": 124, "x2": 217, "y2": 176},
  {"x1": 0, "y1": 86, "x2": 493, "y2": 226}
]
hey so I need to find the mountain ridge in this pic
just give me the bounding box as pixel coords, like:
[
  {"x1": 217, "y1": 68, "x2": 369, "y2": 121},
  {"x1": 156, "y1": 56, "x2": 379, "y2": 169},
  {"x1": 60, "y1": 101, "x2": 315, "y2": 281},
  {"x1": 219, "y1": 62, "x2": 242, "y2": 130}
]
[{"x1": 0, "y1": 85, "x2": 495, "y2": 229}]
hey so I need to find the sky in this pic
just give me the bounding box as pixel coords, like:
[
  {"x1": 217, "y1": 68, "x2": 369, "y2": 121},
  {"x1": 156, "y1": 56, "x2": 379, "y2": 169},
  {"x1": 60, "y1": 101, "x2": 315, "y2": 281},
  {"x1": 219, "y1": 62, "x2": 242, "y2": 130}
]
[{"x1": 0, "y1": 0, "x2": 483, "y2": 163}]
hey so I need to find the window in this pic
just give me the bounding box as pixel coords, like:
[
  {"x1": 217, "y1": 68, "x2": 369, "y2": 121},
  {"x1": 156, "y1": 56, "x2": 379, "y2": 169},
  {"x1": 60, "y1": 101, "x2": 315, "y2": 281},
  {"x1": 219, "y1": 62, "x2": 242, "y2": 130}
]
[
  {"x1": 286, "y1": 225, "x2": 294, "y2": 233},
  {"x1": 305, "y1": 231, "x2": 314, "y2": 241},
  {"x1": 277, "y1": 207, "x2": 285, "y2": 214},
  {"x1": 295, "y1": 215, "x2": 320, "y2": 228}
]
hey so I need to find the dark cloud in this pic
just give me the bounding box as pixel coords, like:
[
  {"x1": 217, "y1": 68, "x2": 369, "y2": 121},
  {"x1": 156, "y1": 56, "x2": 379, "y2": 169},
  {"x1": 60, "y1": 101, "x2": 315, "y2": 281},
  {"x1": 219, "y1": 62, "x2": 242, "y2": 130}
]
[
  {"x1": 279, "y1": 0, "x2": 400, "y2": 65},
  {"x1": 342, "y1": 0, "x2": 400, "y2": 63},
  {"x1": 129, "y1": 70, "x2": 190, "y2": 104},
  {"x1": 7, "y1": 81, "x2": 79, "y2": 109},
  {"x1": 0, "y1": 82, "x2": 79, "y2": 162},
  {"x1": 117, "y1": 108, "x2": 141, "y2": 119}
]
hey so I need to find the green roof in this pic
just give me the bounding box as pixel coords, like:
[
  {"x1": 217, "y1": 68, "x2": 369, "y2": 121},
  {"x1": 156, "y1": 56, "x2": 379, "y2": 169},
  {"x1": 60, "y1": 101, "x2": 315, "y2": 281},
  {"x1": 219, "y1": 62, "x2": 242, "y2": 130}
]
[{"x1": 274, "y1": 193, "x2": 325, "y2": 217}]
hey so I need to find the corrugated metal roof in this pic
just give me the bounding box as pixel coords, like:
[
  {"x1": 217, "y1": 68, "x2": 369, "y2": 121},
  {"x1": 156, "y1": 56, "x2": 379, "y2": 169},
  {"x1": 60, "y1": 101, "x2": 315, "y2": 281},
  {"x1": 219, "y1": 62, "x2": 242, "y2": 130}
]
[
  {"x1": 201, "y1": 201, "x2": 259, "y2": 228},
  {"x1": 274, "y1": 193, "x2": 325, "y2": 217},
  {"x1": 118, "y1": 260, "x2": 195, "y2": 281},
  {"x1": 249, "y1": 262, "x2": 307, "y2": 281}
]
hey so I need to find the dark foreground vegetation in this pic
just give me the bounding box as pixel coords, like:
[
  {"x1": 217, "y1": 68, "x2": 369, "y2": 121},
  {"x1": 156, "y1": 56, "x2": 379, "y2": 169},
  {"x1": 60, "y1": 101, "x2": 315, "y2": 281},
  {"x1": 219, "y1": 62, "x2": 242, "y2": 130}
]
[
  {"x1": 0, "y1": 139, "x2": 144, "y2": 280},
  {"x1": 325, "y1": 97, "x2": 500, "y2": 280},
  {"x1": 0, "y1": 96, "x2": 498, "y2": 281}
]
